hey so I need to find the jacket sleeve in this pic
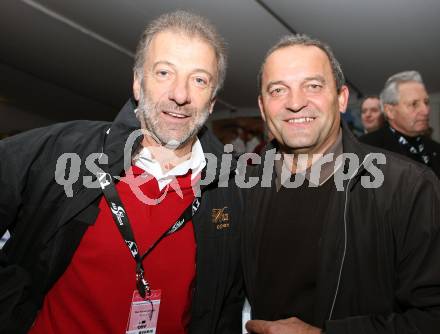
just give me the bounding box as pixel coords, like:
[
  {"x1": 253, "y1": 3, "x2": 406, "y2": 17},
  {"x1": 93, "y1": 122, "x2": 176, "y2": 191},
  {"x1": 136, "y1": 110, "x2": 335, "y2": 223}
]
[
  {"x1": 325, "y1": 170, "x2": 440, "y2": 334},
  {"x1": 216, "y1": 258, "x2": 245, "y2": 333},
  {"x1": 0, "y1": 137, "x2": 24, "y2": 237},
  {"x1": 215, "y1": 185, "x2": 246, "y2": 334},
  {"x1": 0, "y1": 130, "x2": 49, "y2": 333}
]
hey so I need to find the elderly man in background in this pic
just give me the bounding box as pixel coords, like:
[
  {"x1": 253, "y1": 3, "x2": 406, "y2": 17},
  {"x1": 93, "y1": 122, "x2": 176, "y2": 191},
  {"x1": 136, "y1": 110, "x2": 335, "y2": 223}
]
[
  {"x1": 360, "y1": 95, "x2": 385, "y2": 133},
  {"x1": 360, "y1": 70, "x2": 440, "y2": 177}
]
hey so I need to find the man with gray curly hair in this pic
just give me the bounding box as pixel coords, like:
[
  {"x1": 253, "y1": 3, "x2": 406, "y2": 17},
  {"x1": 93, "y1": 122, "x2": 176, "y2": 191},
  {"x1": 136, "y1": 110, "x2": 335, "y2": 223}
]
[
  {"x1": 0, "y1": 10, "x2": 243, "y2": 334},
  {"x1": 360, "y1": 70, "x2": 440, "y2": 177}
]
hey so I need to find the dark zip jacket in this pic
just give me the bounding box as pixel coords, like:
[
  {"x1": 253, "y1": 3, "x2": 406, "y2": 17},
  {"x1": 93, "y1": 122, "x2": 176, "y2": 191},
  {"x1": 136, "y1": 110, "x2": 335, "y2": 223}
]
[
  {"x1": 242, "y1": 124, "x2": 440, "y2": 333},
  {"x1": 0, "y1": 99, "x2": 244, "y2": 334}
]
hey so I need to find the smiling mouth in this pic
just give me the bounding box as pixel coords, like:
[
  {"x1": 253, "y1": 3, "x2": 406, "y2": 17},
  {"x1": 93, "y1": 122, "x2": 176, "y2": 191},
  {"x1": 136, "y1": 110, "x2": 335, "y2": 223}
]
[
  {"x1": 286, "y1": 117, "x2": 315, "y2": 124},
  {"x1": 163, "y1": 111, "x2": 189, "y2": 119}
]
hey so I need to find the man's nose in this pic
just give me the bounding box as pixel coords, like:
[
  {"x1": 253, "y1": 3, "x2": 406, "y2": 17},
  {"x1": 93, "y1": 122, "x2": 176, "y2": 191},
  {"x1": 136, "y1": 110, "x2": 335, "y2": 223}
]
[
  {"x1": 419, "y1": 102, "x2": 430, "y2": 117},
  {"x1": 168, "y1": 77, "x2": 191, "y2": 106},
  {"x1": 286, "y1": 89, "x2": 308, "y2": 112}
]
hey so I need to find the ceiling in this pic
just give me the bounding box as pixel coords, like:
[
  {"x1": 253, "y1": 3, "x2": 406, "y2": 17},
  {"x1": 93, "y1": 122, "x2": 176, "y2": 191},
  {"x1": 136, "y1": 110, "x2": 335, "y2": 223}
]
[{"x1": 0, "y1": 0, "x2": 439, "y2": 129}]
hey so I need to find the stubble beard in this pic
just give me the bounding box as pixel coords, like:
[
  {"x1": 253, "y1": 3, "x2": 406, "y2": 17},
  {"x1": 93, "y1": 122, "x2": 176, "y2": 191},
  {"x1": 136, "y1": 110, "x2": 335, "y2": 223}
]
[{"x1": 136, "y1": 86, "x2": 210, "y2": 150}]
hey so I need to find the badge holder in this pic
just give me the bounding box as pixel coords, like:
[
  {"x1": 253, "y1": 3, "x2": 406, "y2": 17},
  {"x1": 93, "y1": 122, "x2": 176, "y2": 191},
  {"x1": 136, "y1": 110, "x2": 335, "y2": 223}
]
[{"x1": 126, "y1": 286, "x2": 161, "y2": 334}]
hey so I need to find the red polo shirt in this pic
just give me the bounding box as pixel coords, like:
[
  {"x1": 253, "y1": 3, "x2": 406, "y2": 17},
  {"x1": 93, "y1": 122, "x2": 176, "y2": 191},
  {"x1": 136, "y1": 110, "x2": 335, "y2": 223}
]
[{"x1": 30, "y1": 166, "x2": 196, "y2": 334}]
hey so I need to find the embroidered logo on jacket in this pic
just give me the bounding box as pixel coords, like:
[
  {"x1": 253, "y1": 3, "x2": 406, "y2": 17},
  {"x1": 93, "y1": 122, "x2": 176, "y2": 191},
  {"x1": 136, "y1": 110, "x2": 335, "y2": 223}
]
[{"x1": 212, "y1": 207, "x2": 230, "y2": 230}]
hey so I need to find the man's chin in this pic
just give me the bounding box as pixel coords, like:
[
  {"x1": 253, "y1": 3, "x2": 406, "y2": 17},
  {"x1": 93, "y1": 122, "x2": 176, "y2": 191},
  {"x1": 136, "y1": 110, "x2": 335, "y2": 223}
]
[
  {"x1": 163, "y1": 139, "x2": 182, "y2": 150},
  {"x1": 415, "y1": 124, "x2": 429, "y2": 135},
  {"x1": 158, "y1": 134, "x2": 194, "y2": 150}
]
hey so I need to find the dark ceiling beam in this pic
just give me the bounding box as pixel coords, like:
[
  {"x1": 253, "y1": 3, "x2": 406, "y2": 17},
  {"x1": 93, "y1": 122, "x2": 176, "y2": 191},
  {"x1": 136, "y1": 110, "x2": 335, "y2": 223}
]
[
  {"x1": 255, "y1": 0, "x2": 298, "y2": 34},
  {"x1": 21, "y1": 0, "x2": 134, "y2": 58},
  {"x1": 254, "y1": 0, "x2": 364, "y2": 98}
]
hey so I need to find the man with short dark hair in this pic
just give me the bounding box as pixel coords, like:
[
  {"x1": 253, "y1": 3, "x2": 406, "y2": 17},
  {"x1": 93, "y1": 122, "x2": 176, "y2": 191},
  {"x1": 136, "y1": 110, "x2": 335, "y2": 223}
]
[
  {"x1": 360, "y1": 71, "x2": 440, "y2": 178},
  {"x1": 0, "y1": 11, "x2": 243, "y2": 334},
  {"x1": 360, "y1": 95, "x2": 385, "y2": 133},
  {"x1": 243, "y1": 34, "x2": 440, "y2": 334}
]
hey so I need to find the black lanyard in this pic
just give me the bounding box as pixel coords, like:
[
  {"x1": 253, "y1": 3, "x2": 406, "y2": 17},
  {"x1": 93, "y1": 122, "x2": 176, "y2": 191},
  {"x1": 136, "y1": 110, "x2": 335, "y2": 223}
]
[{"x1": 97, "y1": 170, "x2": 201, "y2": 298}]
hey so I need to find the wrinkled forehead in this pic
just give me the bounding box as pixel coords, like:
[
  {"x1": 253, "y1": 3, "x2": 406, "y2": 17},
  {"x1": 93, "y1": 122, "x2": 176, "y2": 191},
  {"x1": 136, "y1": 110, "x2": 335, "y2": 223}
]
[
  {"x1": 397, "y1": 81, "x2": 428, "y2": 102},
  {"x1": 144, "y1": 30, "x2": 218, "y2": 77},
  {"x1": 262, "y1": 45, "x2": 334, "y2": 83},
  {"x1": 147, "y1": 29, "x2": 215, "y2": 58}
]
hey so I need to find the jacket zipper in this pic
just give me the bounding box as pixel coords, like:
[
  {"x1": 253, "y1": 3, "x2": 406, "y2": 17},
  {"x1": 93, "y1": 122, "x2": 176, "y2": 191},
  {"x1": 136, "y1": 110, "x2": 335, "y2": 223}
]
[{"x1": 327, "y1": 154, "x2": 372, "y2": 320}]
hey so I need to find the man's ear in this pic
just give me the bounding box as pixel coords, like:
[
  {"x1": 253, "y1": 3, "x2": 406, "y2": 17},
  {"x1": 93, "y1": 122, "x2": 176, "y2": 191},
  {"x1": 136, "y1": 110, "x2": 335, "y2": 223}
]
[
  {"x1": 383, "y1": 104, "x2": 395, "y2": 120},
  {"x1": 208, "y1": 97, "x2": 216, "y2": 114},
  {"x1": 338, "y1": 85, "x2": 350, "y2": 113},
  {"x1": 133, "y1": 73, "x2": 141, "y2": 101},
  {"x1": 258, "y1": 95, "x2": 266, "y2": 122}
]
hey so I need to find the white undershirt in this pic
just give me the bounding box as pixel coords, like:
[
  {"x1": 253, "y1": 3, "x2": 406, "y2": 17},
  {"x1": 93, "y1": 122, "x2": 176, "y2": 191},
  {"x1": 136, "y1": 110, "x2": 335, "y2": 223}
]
[{"x1": 134, "y1": 139, "x2": 206, "y2": 190}]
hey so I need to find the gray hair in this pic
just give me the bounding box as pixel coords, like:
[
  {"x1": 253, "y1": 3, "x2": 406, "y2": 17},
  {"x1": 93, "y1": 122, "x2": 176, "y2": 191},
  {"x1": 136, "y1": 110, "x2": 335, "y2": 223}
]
[
  {"x1": 380, "y1": 70, "x2": 424, "y2": 109},
  {"x1": 258, "y1": 34, "x2": 345, "y2": 93},
  {"x1": 133, "y1": 10, "x2": 227, "y2": 96}
]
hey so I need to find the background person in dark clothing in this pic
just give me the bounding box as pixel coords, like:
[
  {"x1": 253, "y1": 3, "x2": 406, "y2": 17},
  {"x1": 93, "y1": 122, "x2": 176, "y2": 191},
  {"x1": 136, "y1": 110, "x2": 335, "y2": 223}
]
[
  {"x1": 242, "y1": 34, "x2": 440, "y2": 334},
  {"x1": 360, "y1": 71, "x2": 440, "y2": 178}
]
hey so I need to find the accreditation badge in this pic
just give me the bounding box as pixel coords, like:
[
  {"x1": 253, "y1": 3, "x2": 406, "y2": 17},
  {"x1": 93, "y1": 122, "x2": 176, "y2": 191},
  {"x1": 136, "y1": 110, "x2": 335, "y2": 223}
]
[{"x1": 126, "y1": 289, "x2": 161, "y2": 334}]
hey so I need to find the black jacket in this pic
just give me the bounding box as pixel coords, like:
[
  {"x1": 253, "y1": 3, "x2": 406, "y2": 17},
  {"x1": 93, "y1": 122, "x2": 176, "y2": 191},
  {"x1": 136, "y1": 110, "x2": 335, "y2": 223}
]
[
  {"x1": 360, "y1": 125, "x2": 440, "y2": 178},
  {"x1": 0, "y1": 99, "x2": 243, "y2": 334},
  {"x1": 242, "y1": 124, "x2": 440, "y2": 333}
]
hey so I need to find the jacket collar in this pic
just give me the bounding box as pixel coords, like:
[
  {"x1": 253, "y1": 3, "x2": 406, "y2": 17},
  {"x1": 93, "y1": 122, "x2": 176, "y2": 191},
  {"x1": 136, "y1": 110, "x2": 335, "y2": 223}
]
[
  {"x1": 340, "y1": 121, "x2": 381, "y2": 191},
  {"x1": 103, "y1": 98, "x2": 142, "y2": 176},
  {"x1": 340, "y1": 120, "x2": 368, "y2": 159}
]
